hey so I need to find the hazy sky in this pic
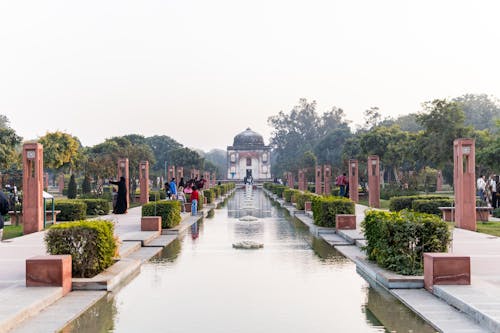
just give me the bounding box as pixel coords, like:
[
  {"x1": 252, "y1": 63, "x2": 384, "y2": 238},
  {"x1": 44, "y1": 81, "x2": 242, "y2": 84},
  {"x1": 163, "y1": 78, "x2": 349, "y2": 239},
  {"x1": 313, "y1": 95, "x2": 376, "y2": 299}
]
[{"x1": 1, "y1": 0, "x2": 499, "y2": 151}]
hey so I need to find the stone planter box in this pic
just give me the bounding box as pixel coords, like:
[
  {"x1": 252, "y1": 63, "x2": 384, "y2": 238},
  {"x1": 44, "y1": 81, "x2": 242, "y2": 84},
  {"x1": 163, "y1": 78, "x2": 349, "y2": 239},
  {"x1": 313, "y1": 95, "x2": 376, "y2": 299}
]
[
  {"x1": 26, "y1": 255, "x2": 72, "y2": 295},
  {"x1": 336, "y1": 214, "x2": 356, "y2": 230},
  {"x1": 141, "y1": 216, "x2": 161, "y2": 232},
  {"x1": 424, "y1": 253, "x2": 470, "y2": 292},
  {"x1": 304, "y1": 201, "x2": 312, "y2": 211},
  {"x1": 184, "y1": 202, "x2": 192, "y2": 213}
]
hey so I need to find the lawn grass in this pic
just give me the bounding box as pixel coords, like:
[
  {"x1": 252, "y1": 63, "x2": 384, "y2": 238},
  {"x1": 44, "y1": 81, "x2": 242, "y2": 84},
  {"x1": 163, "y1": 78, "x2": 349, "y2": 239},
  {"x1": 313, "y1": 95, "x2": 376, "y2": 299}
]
[
  {"x1": 476, "y1": 222, "x2": 500, "y2": 237},
  {"x1": 2, "y1": 225, "x2": 23, "y2": 240}
]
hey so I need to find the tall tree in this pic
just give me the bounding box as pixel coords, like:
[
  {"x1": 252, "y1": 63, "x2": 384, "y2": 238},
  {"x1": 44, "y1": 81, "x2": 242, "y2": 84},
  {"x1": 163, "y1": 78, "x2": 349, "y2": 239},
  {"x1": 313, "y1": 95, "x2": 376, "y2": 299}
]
[
  {"x1": 453, "y1": 94, "x2": 500, "y2": 132},
  {"x1": 39, "y1": 131, "x2": 81, "y2": 171},
  {"x1": 416, "y1": 99, "x2": 471, "y2": 169},
  {"x1": 0, "y1": 115, "x2": 22, "y2": 185}
]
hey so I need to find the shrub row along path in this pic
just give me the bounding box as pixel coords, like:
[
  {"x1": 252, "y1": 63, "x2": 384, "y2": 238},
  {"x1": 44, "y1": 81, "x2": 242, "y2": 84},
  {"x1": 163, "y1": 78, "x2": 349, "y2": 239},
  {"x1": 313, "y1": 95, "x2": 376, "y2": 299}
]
[
  {"x1": 0, "y1": 196, "x2": 223, "y2": 333},
  {"x1": 265, "y1": 189, "x2": 500, "y2": 333}
]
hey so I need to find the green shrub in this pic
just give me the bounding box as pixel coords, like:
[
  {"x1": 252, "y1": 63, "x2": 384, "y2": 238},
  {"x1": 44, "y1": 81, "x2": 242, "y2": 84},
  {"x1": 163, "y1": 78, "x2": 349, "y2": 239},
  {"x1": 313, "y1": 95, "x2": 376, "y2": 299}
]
[
  {"x1": 311, "y1": 196, "x2": 355, "y2": 227},
  {"x1": 380, "y1": 183, "x2": 418, "y2": 200},
  {"x1": 198, "y1": 193, "x2": 204, "y2": 210},
  {"x1": 148, "y1": 191, "x2": 166, "y2": 201},
  {"x1": 331, "y1": 187, "x2": 340, "y2": 196},
  {"x1": 203, "y1": 189, "x2": 215, "y2": 203},
  {"x1": 362, "y1": 210, "x2": 451, "y2": 275},
  {"x1": 389, "y1": 195, "x2": 450, "y2": 212},
  {"x1": 53, "y1": 199, "x2": 87, "y2": 221},
  {"x1": 80, "y1": 199, "x2": 110, "y2": 216},
  {"x1": 82, "y1": 176, "x2": 91, "y2": 194},
  {"x1": 283, "y1": 189, "x2": 301, "y2": 203},
  {"x1": 142, "y1": 201, "x2": 181, "y2": 229},
  {"x1": 212, "y1": 186, "x2": 220, "y2": 198},
  {"x1": 272, "y1": 185, "x2": 287, "y2": 198},
  {"x1": 412, "y1": 199, "x2": 453, "y2": 215},
  {"x1": 296, "y1": 192, "x2": 316, "y2": 210},
  {"x1": 67, "y1": 174, "x2": 77, "y2": 199},
  {"x1": 45, "y1": 220, "x2": 117, "y2": 278},
  {"x1": 493, "y1": 208, "x2": 500, "y2": 218}
]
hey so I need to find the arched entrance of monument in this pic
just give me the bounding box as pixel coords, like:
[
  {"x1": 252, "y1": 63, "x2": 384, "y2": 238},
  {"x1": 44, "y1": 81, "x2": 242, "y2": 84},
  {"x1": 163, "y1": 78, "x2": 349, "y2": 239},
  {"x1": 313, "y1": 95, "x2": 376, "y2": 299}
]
[{"x1": 63, "y1": 188, "x2": 435, "y2": 333}]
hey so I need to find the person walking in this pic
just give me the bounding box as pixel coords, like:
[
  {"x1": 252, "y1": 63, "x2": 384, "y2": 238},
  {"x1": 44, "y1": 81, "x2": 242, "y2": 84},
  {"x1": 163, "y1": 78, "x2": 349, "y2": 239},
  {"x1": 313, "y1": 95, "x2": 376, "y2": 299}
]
[
  {"x1": 336, "y1": 173, "x2": 347, "y2": 197},
  {"x1": 190, "y1": 186, "x2": 199, "y2": 216},
  {"x1": 169, "y1": 178, "x2": 177, "y2": 200},
  {"x1": 177, "y1": 186, "x2": 186, "y2": 213},
  {"x1": 109, "y1": 177, "x2": 127, "y2": 214}
]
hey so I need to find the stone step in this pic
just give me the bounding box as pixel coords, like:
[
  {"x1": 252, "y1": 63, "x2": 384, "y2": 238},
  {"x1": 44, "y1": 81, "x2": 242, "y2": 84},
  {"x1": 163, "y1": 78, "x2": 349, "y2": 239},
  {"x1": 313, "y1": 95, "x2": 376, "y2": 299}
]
[
  {"x1": 145, "y1": 235, "x2": 177, "y2": 247},
  {"x1": 72, "y1": 258, "x2": 141, "y2": 291},
  {"x1": 336, "y1": 229, "x2": 365, "y2": 245},
  {"x1": 320, "y1": 233, "x2": 351, "y2": 246},
  {"x1": 118, "y1": 241, "x2": 141, "y2": 258},
  {"x1": 119, "y1": 231, "x2": 160, "y2": 246}
]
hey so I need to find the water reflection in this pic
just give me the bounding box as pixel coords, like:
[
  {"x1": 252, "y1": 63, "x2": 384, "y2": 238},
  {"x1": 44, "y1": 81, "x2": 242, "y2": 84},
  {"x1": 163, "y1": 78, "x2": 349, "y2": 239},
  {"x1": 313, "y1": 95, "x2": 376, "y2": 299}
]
[
  {"x1": 227, "y1": 187, "x2": 272, "y2": 219},
  {"x1": 63, "y1": 188, "x2": 435, "y2": 333}
]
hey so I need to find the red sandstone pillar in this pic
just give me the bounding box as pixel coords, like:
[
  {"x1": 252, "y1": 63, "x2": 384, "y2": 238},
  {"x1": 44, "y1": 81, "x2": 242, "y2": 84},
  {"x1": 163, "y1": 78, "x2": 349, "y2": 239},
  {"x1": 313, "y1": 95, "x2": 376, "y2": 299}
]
[
  {"x1": 212, "y1": 173, "x2": 216, "y2": 187},
  {"x1": 454, "y1": 139, "x2": 476, "y2": 231},
  {"x1": 315, "y1": 165, "x2": 323, "y2": 195},
  {"x1": 368, "y1": 155, "x2": 380, "y2": 208},
  {"x1": 22, "y1": 143, "x2": 44, "y2": 234},
  {"x1": 118, "y1": 158, "x2": 129, "y2": 209},
  {"x1": 349, "y1": 159, "x2": 359, "y2": 203},
  {"x1": 177, "y1": 167, "x2": 184, "y2": 181},
  {"x1": 58, "y1": 173, "x2": 64, "y2": 194},
  {"x1": 168, "y1": 165, "x2": 176, "y2": 182},
  {"x1": 436, "y1": 170, "x2": 443, "y2": 192},
  {"x1": 43, "y1": 172, "x2": 49, "y2": 191},
  {"x1": 324, "y1": 165, "x2": 332, "y2": 195},
  {"x1": 298, "y1": 170, "x2": 306, "y2": 191},
  {"x1": 287, "y1": 172, "x2": 294, "y2": 189},
  {"x1": 139, "y1": 161, "x2": 149, "y2": 205},
  {"x1": 190, "y1": 169, "x2": 195, "y2": 180},
  {"x1": 204, "y1": 172, "x2": 210, "y2": 189}
]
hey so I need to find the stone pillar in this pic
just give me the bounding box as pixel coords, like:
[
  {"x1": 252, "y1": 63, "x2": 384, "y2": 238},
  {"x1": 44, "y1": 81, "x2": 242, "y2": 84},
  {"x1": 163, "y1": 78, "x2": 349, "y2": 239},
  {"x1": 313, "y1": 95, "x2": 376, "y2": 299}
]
[
  {"x1": 139, "y1": 161, "x2": 149, "y2": 205},
  {"x1": 315, "y1": 165, "x2": 323, "y2": 195},
  {"x1": 58, "y1": 173, "x2": 64, "y2": 194},
  {"x1": 177, "y1": 167, "x2": 184, "y2": 181},
  {"x1": 212, "y1": 173, "x2": 216, "y2": 187},
  {"x1": 22, "y1": 143, "x2": 44, "y2": 234},
  {"x1": 324, "y1": 165, "x2": 332, "y2": 195},
  {"x1": 190, "y1": 169, "x2": 195, "y2": 180},
  {"x1": 349, "y1": 159, "x2": 359, "y2": 203},
  {"x1": 454, "y1": 139, "x2": 476, "y2": 231},
  {"x1": 287, "y1": 172, "x2": 294, "y2": 189},
  {"x1": 117, "y1": 158, "x2": 129, "y2": 209},
  {"x1": 204, "y1": 172, "x2": 210, "y2": 189},
  {"x1": 298, "y1": 169, "x2": 306, "y2": 191},
  {"x1": 168, "y1": 165, "x2": 176, "y2": 182},
  {"x1": 368, "y1": 155, "x2": 380, "y2": 208},
  {"x1": 436, "y1": 170, "x2": 443, "y2": 192}
]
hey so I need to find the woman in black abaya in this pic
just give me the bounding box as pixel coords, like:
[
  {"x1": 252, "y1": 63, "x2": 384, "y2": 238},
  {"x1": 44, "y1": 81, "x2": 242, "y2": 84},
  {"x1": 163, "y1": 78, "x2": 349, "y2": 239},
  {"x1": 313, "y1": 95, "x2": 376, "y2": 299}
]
[{"x1": 109, "y1": 177, "x2": 127, "y2": 214}]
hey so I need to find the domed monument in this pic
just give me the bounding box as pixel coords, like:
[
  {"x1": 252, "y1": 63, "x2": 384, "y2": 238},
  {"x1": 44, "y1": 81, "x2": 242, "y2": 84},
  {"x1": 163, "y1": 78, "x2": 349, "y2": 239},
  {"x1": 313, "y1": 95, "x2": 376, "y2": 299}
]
[{"x1": 227, "y1": 128, "x2": 271, "y2": 181}]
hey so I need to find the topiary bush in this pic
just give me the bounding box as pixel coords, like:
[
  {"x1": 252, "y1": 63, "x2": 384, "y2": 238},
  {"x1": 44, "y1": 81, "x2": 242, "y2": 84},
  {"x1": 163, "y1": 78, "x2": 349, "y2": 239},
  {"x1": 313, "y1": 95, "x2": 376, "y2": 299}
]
[
  {"x1": 272, "y1": 185, "x2": 287, "y2": 198},
  {"x1": 283, "y1": 189, "x2": 301, "y2": 203},
  {"x1": 142, "y1": 201, "x2": 181, "y2": 229},
  {"x1": 81, "y1": 176, "x2": 91, "y2": 195},
  {"x1": 203, "y1": 189, "x2": 215, "y2": 203},
  {"x1": 45, "y1": 220, "x2": 117, "y2": 278},
  {"x1": 493, "y1": 208, "x2": 500, "y2": 218},
  {"x1": 380, "y1": 183, "x2": 418, "y2": 200},
  {"x1": 389, "y1": 195, "x2": 450, "y2": 212},
  {"x1": 148, "y1": 191, "x2": 166, "y2": 202},
  {"x1": 412, "y1": 198, "x2": 453, "y2": 216},
  {"x1": 79, "y1": 199, "x2": 110, "y2": 216},
  {"x1": 296, "y1": 192, "x2": 317, "y2": 210},
  {"x1": 53, "y1": 199, "x2": 87, "y2": 221},
  {"x1": 362, "y1": 210, "x2": 450, "y2": 275},
  {"x1": 67, "y1": 174, "x2": 77, "y2": 199},
  {"x1": 311, "y1": 196, "x2": 355, "y2": 227}
]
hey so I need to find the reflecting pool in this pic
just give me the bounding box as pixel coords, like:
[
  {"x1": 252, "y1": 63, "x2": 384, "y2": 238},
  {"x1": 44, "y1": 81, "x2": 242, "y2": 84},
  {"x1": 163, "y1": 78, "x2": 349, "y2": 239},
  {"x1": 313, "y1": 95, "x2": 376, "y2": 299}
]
[{"x1": 63, "y1": 188, "x2": 435, "y2": 333}]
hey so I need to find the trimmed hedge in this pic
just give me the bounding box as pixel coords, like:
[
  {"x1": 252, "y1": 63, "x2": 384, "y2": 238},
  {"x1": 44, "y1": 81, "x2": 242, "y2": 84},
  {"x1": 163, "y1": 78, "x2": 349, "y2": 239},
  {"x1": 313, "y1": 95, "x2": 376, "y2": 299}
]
[
  {"x1": 362, "y1": 210, "x2": 450, "y2": 275},
  {"x1": 296, "y1": 192, "x2": 317, "y2": 210},
  {"x1": 493, "y1": 208, "x2": 500, "y2": 218},
  {"x1": 203, "y1": 189, "x2": 215, "y2": 203},
  {"x1": 142, "y1": 201, "x2": 181, "y2": 229},
  {"x1": 311, "y1": 196, "x2": 355, "y2": 227},
  {"x1": 79, "y1": 199, "x2": 110, "y2": 216},
  {"x1": 53, "y1": 200, "x2": 87, "y2": 221},
  {"x1": 45, "y1": 220, "x2": 117, "y2": 278},
  {"x1": 412, "y1": 199, "x2": 453, "y2": 215},
  {"x1": 283, "y1": 189, "x2": 301, "y2": 203},
  {"x1": 389, "y1": 195, "x2": 450, "y2": 212},
  {"x1": 149, "y1": 191, "x2": 166, "y2": 201}
]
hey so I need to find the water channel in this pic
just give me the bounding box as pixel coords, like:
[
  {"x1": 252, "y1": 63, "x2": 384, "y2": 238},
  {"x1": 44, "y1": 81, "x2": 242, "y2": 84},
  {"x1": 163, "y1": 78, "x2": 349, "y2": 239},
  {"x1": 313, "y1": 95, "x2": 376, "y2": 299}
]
[{"x1": 63, "y1": 188, "x2": 435, "y2": 333}]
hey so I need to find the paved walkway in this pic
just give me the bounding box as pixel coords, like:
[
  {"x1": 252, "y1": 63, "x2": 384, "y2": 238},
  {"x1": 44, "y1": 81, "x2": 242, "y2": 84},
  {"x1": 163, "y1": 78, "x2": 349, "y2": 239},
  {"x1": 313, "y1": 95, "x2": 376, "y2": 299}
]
[{"x1": 0, "y1": 203, "x2": 195, "y2": 333}]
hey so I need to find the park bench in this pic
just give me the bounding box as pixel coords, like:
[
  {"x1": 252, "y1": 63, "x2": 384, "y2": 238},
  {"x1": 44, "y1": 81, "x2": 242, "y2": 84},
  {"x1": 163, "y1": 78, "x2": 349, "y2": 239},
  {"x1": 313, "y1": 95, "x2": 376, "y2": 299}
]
[
  {"x1": 8, "y1": 210, "x2": 61, "y2": 225},
  {"x1": 438, "y1": 206, "x2": 492, "y2": 222}
]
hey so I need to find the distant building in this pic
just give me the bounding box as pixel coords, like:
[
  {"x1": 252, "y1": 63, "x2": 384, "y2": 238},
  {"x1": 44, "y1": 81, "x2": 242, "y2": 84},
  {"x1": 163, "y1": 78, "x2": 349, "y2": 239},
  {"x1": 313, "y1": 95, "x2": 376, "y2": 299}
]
[{"x1": 227, "y1": 128, "x2": 271, "y2": 181}]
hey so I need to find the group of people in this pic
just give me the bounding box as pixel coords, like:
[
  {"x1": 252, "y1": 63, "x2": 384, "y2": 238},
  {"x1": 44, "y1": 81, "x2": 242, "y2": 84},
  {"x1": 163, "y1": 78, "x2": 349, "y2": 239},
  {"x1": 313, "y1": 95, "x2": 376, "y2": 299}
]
[
  {"x1": 165, "y1": 176, "x2": 206, "y2": 216},
  {"x1": 477, "y1": 174, "x2": 498, "y2": 209}
]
